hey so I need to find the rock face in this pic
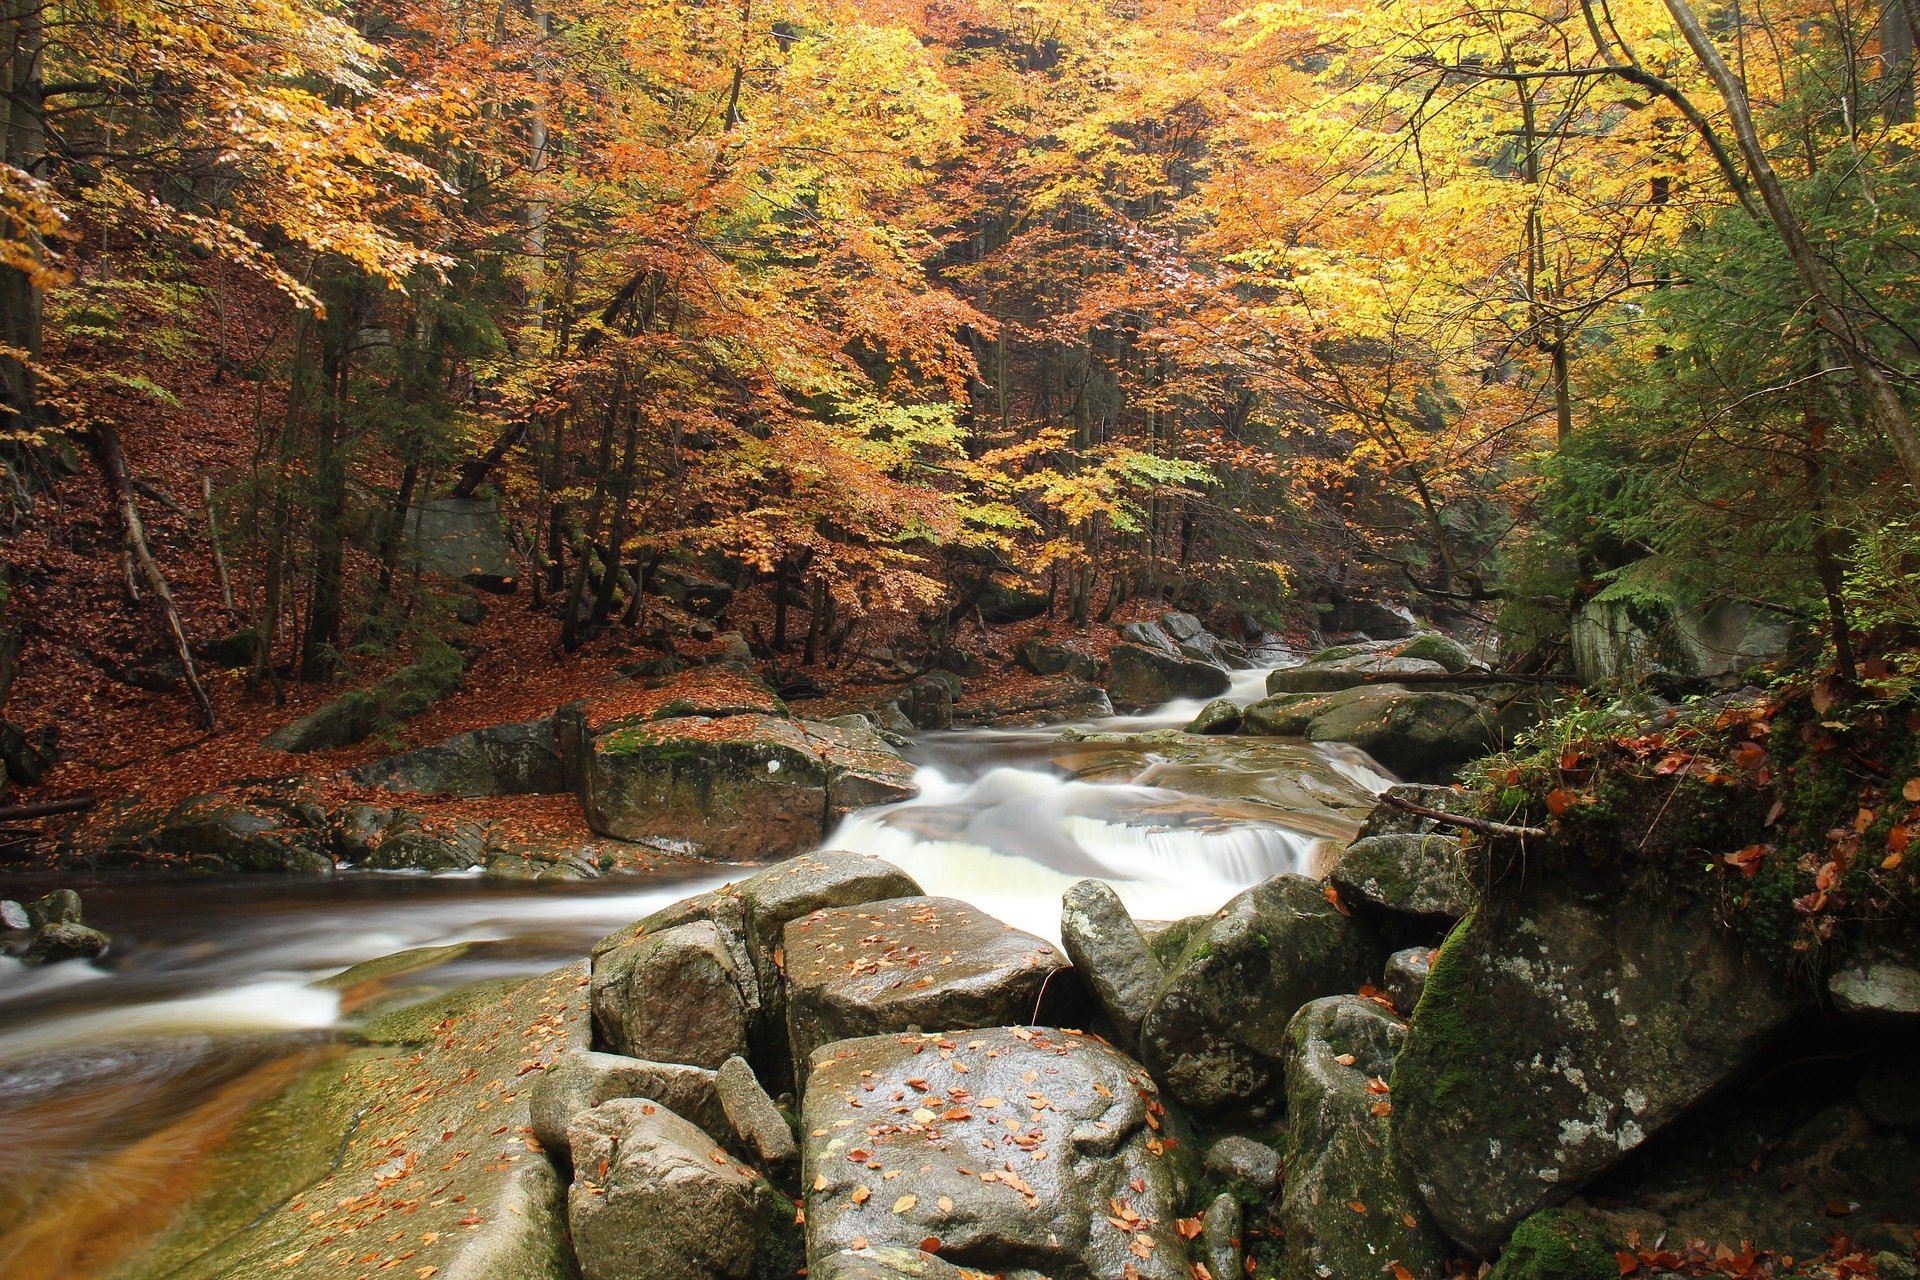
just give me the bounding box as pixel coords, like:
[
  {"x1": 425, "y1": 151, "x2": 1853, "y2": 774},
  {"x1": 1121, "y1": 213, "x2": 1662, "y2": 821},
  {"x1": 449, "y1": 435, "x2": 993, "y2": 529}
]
[
  {"x1": 568, "y1": 1097, "x2": 792, "y2": 1280},
  {"x1": 353, "y1": 716, "x2": 566, "y2": 796},
  {"x1": 1059, "y1": 878, "x2": 1165, "y2": 1052},
  {"x1": 529, "y1": 1050, "x2": 724, "y2": 1160},
  {"x1": 802, "y1": 1027, "x2": 1191, "y2": 1280},
  {"x1": 403, "y1": 494, "x2": 514, "y2": 580},
  {"x1": 783, "y1": 897, "x2": 1066, "y2": 1073},
  {"x1": 574, "y1": 714, "x2": 916, "y2": 860},
  {"x1": 1138, "y1": 874, "x2": 1374, "y2": 1112},
  {"x1": 1329, "y1": 832, "x2": 1473, "y2": 920},
  {"x1": 1571, "y1": 598, "x2": 1799, "y2": 687},
  {"x1": 1391, "y1": 891, "x2": 1798, "y2": 1255},
  {"x1": 1280, "y1": 996, "x2": 1450, "y2": 1280},
  {"x1": 1105, "y1": 643, "x2": 1230, "y2": 712}
]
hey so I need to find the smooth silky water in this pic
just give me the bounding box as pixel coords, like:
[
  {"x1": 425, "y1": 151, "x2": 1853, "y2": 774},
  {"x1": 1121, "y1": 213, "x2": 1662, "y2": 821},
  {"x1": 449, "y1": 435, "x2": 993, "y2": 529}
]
[{"x1": 0, "y1": 665, "x2": 1391, "y2": 1273}]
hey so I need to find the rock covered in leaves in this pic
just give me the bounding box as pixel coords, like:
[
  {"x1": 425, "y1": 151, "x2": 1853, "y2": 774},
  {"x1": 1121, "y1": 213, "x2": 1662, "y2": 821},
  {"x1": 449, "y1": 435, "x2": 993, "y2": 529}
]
[
  {"x1": 1137, "y1": 873, "x2": 1374, "y2": 1113},
  {"x1": 782, "y1": 897, "x2": 1066, "y2": 1074},
  {"x1": 800, "y1": 1027, "x2": 1192, "y2": 1280},
  {"x1": 1279, "y1": 996, "x2": 1451, "y2": 1280},
  {"x1": 529, "y1": 1050, "x2": 725, "y2": 1161},
  {"x1": 1391, "y1": 888, "x2": 1799, "y2": 1255},
  {"x1": 567, "y1": 1097, "x2": 794, "y2": 1280},
  {"x1": 593, "y1": 914, "x2": 759, "y2": 1067}
]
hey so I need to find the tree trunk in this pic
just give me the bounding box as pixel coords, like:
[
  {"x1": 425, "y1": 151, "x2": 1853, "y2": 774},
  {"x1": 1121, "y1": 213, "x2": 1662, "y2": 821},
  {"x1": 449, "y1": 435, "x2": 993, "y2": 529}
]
[{"x1": 0, "y1": 0, "x2": 45, "y2": 427}]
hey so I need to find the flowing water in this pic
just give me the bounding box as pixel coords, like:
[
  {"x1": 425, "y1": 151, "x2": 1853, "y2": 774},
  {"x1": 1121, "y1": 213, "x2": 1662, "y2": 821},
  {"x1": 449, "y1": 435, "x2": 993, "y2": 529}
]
[{"x1": 0, "y1": 667, "x2": 1390, "y2": 1273}]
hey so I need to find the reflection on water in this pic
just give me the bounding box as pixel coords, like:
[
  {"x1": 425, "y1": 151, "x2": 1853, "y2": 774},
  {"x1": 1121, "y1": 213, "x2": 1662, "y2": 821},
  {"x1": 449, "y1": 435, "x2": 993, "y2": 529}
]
[{"x1": 0, "y1": 669, "x2": 1390, "y2": 1274}]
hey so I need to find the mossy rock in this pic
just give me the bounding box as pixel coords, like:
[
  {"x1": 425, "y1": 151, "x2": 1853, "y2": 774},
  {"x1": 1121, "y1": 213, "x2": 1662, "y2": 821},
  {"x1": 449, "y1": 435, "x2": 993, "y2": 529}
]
[{"x1": 1486, "y1": 1209, "x2": 1618, "y2": 1280}]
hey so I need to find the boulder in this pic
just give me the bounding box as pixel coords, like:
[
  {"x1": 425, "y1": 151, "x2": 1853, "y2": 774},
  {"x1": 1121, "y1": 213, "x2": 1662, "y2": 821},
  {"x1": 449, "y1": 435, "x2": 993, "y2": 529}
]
[
  {"x1": 1117, "y1": 620, "x2": 1180, "y2": 653},
  {"x1": 1201, "y1": 1194, "x2": 1241, "y2": 1280},
  {"x1": 1202, "y1": 1135, "x2": 1284, "y2": 1196},
  {"x1": 1397, "y1": 632, "x2": 1476, "y2": 672},
  {"x1": 1280, "y1": 996, "x2": 1450, "y2": 1280},
  {"x1": 897, "y1": 676, "x2": 954, "y2": 730},
  {"x1": 1266, "y1": 653, "x2": 1450, "y2": 694},
  {"x1": 1356, "y1": 784, "x2": 1470, "y2": 839},
  {"x1": 782, "y1": 896, "x2": 1066, "y2": 1074},
  {"x1": 1483, "y1": 1208, "x2": 1620, "y2": 1280},
  {"x1": 716, "y1": 1054, "x2": 798, "y2": 1178},
  {"x1": 654, "y1": 562, "x2": 736, "y2": 617},
  {"x1": 260, "y1": 692, "x2": 379, "y2": 753},
  {"x1": 1138, "y1": 874, "x2": 1374, "y2": 1112},
  {"x1": 1383, "y1": 947, "x2": 1434, "y2": 1016},
  {"x1": 1015, "y1": 637, "x2": 1099, "y2": 681},
  {"x1": 575, "y1": 713, "x2": 829, "y2": 860},
  {"x1": 1828, "y1": 941, "x2": 1920, "y2": 1021},
  {"x1": 24, "y1": 887, "x2": 82, "y2": 926},
  {"x1": 1185, "y1": 698, "x2": 1241, "y2": 735},
  {"x1": 403, "y1": 494, "x2": 514, "y2": 580},
  {"x1": 358, "y1": 815, "x2": 489, "y2": 872},
  {"x1": 21, "y1": 920, "x2": 109, "y2": 964},
  {"x1": 1571, "y1": 598, "x2": 1799, "y2": 688},
  {"x1": 807, "y1": 720, "x2": 921, "y2": 822},
  {"x1": 1858, "y1": 1050, "x2": 1920, "y2": 1130},
  {"x1": 529, "y1": 1051, "x2": 724, "y2": 1161},
  {"x1": 802, "y1": 1027, "x2": 1191, "y2": 1280},
  {"x1": 809, "y1": 1246, "x2": 978, "y2": 1279},
  {"x1": 592, "y1": 917, "x2": 757, "y2": 1067},
  {"x1": 1105, "y1": 643, "x2": 1230, "y2": 712},
  {"x1": 1325, "y1": 598, "x2": 1418, "y2": 639},
  {"x1": 1391, "y1": 892, "x2": 1798, "y2": 1255},
  {"x1": 568, "y1": 1098, "x2": 793, "y2": 1280},
  {"x1": 1329, "y1": 832, "x2": 1473, "y2": 920},
  {"x1": 1300, "y1": 684, "x2": 1501, "y2": 780},
  {"x1": 353, "y1": 717, "x2": 566, "y2": 796},
  {"x1": 1059, "y1": 878, "x2": 1165, "y2": 1051}
]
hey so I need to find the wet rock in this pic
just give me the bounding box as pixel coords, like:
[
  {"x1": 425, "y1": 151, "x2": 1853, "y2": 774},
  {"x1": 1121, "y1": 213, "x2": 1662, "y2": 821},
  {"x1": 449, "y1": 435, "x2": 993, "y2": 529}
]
[
  {"x1": 807, "y1": 719, "x2": 921, "y2": 822},
  {"x1": 1828, "y1": 941, "x2": 1920, "y2": 1021},
  {"x1": 1391, "y1": 891, "x2": 1798, "y2": 1255},
  {"x1": 782, "y1": 896, "x2": 1066, "y2": 1073},
  {"x1": 1105, "y1": 643, "x2": 1230, "y2": 712},
  {"x1": 716, "y1": 1054, "x2": 798, "y2": 1178},
  {"x1": 592, "y1": 917, "x2": 757, "y2": 1067},
  {"x1": 1329, "y1": 832, "x2": 1473, "y2": 920},
  {"x1": 1015, "y1": 637, "x2": 1100, "y2": 681},
  {"x1": 575, "y1": 713, "x2": 831, "y2": 860},
  {"x1": 1288, "y1": 683, "x2": 1502, "y2": 780},
  {"x1": 802, "y1": 1026, "x2": 1191, "y2": 1280},
  {"x1": 1201, "y1": 1193, "x2": 1242, "y2": 1280},
  {"x1": 354, "y1": 717, "x2": 567, "y2": 796},
  {"x1": 26, "y1": 887, "x2": 82, "y2": 926},
  {"x1": 1059, "y1": 878, "x2": 1164, "y2": 1051},
  {"x1": 568, "y1": 1097, "x2": 791, "y2": 1280},
  {"x1": 359, "y1": 815, "x2": 490, "y2": 872},
  {"x1": 1202, "y1": 1134, "x2": 1283, "y2": 1196},
  {"x1": 1383, "y1": 946, "x2": 1434, "y2": 1016},
  {"x1": 809, "y1": 1246, "x2": 978, "y2": 1279},
  {"x1": 134, "y1": 963, "x2": 589, "y2": 1280},
  {"x1": 1185, "y1": 698, "x2": 1241, "y2": 735},
  {"x1": 1238, "y1": 691, "x2": 1332, "y2": 736},
  {"x1": 1281, "y1": 996, "x2": 1450, "y2": 1280},
  {"x1": 529, "y1": 1051, "x2": 723, "y2": 1161},
  {"x1": 21, "y1": 920, "x2": 110, "y2": 964},
  {"x1": 149, "y1": 793, "x2": 334, "y2": 873},
  {"x1": 1138, "y1": 874, "x2": 1374, "y2": 1112},
  {"x1": 1266, "y1": 652, "x2": 1450, "y2": 694},
  {"x1": 1117, "y1": 619, "x2": 1180, "y2": 653}
]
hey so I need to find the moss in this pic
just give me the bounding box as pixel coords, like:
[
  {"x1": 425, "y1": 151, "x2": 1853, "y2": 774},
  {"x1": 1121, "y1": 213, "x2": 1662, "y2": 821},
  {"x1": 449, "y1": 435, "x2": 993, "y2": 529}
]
[
  {"x1": 1395, "y1": 905, "x2": 1482, "y2": 1110},
  {"x1": 1486, "y1": 1209, "x2": 1617, "y2": 1280}
]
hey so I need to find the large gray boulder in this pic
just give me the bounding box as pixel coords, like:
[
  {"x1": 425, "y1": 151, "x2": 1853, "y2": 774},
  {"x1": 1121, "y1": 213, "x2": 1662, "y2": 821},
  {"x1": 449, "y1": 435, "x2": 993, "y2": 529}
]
[
  {"x1": 954, "y1": 676, "x2": 1113, "y2": 727},
  {"x1": 1059, "y1": 878, "x2": 1164, "y2": 1052},
  {"x1": 1281, "y1": 996, "x2": 1450, "y2": 1280},
  {"x1": 1391, "y1": 889, "x2": 1798, "y2": 1255},
  {"x1": 1015, "y1": 637, "x2": 1100, "y2": 681},
  {"x1": 529, "y1": 1050, "x2": 723, "y2": 1161},
  {"x1": 1329, "y1": 832, "x2": 1473, "y2": 920},
  {"x1": 403, "y1": 494, "x2": 514, "y2": 580},
  {"x1": 1325, "y1": 598, "x2": 1418, "y2": 638},
  {"x1": 568, "y1": 1098, "x2": 793, "y2": 1280},
  {"x1": 146, "y1": 793, "x2": 334, "y2": 873},
  {"x1": 1241, "y1": 684, "x2": 1505, "y2": 780},
  {"x1": 1138, "y1": 874, "x2": 1374, "y2": 1112},
  {"x1": 592, "y1": 917, "x2": 758, "y2": 1067},
  {"x1": 353, "y1": 716, "x2": 566, "y2": 796},
  {"x1": 802, "y1": 1027, "x2": 1191, "y2": 1279},
  {"x1": 589, "y1": 853, "x2": 924, "y2": 1086},
  {"x1": 1266, "y1": 652, "x2": 1450, "y2": 694},
  {"x1": 1105, "y1": 643, "x2": 1230, "y2": 712},
  {"x1": 782, "y1": 896, "x2": 1065, "y2": 1075},
  {"x1": 1828, "y1": 940, "x2": 1920, "y2": 1021}
]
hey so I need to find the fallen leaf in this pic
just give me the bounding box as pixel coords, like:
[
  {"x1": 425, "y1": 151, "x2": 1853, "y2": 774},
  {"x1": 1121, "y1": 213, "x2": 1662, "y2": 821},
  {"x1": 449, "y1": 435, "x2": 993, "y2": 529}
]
[
  {"x1": 852, "y1": 1186, "x2": 871, "y2": 1204},
  {"x1": 892, "y1": 1194, "x2": 917, "y2": 1214},
  {"x1": 1904, "y1": 778, "x2": 1920, "y2": 803}
]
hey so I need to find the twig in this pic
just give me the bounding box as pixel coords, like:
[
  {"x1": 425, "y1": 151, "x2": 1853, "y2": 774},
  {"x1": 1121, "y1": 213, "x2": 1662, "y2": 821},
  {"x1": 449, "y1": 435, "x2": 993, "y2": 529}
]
[
  {"x1": 204, "y1": 475, "x2": 236, "y2": 613},
  {"x1": 1380, "y1": 791, "x2": 1547, "y2": 839}
]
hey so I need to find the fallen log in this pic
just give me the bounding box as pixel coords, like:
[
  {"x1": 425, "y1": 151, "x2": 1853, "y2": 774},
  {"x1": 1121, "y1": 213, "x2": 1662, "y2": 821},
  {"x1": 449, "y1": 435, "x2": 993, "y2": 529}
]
[
  {"x1": 92, "y1": 424, "x2": 217, "y2": 728},
  {"x1": 0, "y1": 793, "x2": 96, "y2": 821}
]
